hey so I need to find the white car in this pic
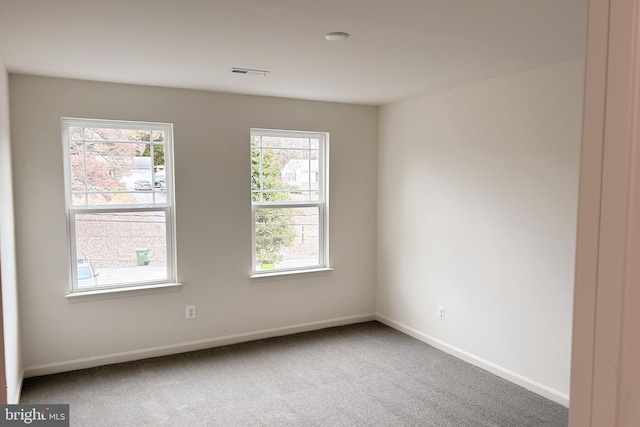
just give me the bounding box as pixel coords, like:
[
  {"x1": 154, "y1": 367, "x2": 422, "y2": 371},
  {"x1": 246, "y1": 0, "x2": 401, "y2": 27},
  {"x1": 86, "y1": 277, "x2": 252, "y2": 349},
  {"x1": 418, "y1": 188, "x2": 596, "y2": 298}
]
[
  {"x1": 77, "y1": 258, "x2": 99, "y2": 287},
  {"x1": 134, "y1": 180, "x2": 152, "y2": 191},
  {"x1": 154, "y1": 176, "x2": 166, "y2": 191}
]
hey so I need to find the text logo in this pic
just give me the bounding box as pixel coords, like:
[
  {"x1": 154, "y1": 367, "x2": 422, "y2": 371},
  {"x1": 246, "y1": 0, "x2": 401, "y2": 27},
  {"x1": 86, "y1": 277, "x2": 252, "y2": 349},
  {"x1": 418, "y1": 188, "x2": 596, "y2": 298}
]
[{"x1": 1, "y1": 405, "x2": 69, "y2": 426}]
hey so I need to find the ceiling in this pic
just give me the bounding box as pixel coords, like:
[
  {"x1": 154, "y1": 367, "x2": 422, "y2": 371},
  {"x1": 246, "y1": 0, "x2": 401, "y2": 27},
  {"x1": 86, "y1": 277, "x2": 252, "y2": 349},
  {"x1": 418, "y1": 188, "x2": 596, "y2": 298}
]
[{"x1": 0, "y1": 0, "x2": 588, "y2": 105}]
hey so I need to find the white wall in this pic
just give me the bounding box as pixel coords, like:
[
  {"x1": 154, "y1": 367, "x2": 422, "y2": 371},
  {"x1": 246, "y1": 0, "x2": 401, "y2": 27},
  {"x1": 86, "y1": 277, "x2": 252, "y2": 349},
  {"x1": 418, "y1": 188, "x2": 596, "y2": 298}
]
[
  {"x1": 377, "y1": 59, "x2": 584, "y2": 404},
  {"x1": 0, "y1": 67, "x2": 21, "y2": 402},
  {"x1": 9, "y1": 75, "x2": 378, "y2": 374}
]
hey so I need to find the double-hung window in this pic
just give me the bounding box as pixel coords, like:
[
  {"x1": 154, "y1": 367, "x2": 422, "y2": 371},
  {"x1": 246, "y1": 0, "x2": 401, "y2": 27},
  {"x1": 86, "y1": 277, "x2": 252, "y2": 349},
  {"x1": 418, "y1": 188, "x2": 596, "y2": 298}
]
[
  {"x1": 251, "y1": 129, "x2": 329, "y2": 274},
  {"x1": 62, "y1": 118, "x2": 176, "y2": 292}
]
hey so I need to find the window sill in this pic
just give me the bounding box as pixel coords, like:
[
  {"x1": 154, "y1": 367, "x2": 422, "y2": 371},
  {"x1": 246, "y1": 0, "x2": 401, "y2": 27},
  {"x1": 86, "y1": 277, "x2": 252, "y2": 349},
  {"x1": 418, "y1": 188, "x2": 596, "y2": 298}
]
[
  {"x1": 65, "y1": 282, "x2": 183, "y2": 303},
  {"x1": 250, "y1": 267, "x2": 334, "y2": 279}
]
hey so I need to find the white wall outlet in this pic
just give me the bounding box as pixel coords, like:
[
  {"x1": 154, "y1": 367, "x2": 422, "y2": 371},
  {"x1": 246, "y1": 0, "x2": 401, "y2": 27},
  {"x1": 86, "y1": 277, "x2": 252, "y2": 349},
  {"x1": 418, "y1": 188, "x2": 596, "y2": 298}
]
[
  {"x1": 437, "y1": 305, "x2": 445, "y2": 320},
  {"x1": 186, "y1": 305, "x2": 196, "y2": 319}
]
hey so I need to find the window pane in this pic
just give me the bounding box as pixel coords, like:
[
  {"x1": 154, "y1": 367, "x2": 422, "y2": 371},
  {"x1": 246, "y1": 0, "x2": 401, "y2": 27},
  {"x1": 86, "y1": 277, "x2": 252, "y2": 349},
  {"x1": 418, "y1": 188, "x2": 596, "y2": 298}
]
[
  {"x1": 132, "y1": 130, "x2": 151, "y2": 141},
  {"x1": 255, "y1": 207, "x2": 319, "y2": 271},
  {"x1": 74, "y1": 211, "x2": 167, "y2": 288},
  {"x1": 130, "y1": 190, "x2": 168, "y2": 204},
  {"x1": 152, "y1": 141, "x2": 166, "y2": 192},
  {"x1": 68, "y1": 127, "x2": 84, "y2": 140},
  {"x1": 83, "y1": 127, "x2": 138, "y2": 142},
  {"x1": 152, "y1": 131, "x2": 165, "y2": 142},
  {"x1": 255, "y1": 135, "x2": 310, "y2": 150},
  {"x1": 69, "y1": 139, "x2": 166, "y2": 206},
  {"x1": 252, "y1": 148, "x2": 290, "y2": 202},
  {"x1": 253, "y1": 146, "x2": 320, "y2": 203},
  {"x1": 69, "y1": 141, "x2": 86, "y2": 193},
  {"x1": 130, "y1": 146, "x2": 154, "y2": 197},
  {"x1": 83, "y1": 142, "x2": 139, "y2": 193},
  {"x1": 251, "y1": 147, "x2": 261, "y2": 201}
]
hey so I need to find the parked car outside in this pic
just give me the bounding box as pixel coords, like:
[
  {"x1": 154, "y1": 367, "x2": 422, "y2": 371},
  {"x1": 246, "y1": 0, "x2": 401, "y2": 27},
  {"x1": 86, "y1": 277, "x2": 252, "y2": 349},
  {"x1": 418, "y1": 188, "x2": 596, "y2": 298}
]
[
  {"x1": 154, "y1": 176, "x2": 166, "y2": 191},
  {"x1": 134, "y1": 180, "x2": 152, "y2": 191},
  {"x1": 77, "y1": 257, "x2": 99, "y2": 288}
]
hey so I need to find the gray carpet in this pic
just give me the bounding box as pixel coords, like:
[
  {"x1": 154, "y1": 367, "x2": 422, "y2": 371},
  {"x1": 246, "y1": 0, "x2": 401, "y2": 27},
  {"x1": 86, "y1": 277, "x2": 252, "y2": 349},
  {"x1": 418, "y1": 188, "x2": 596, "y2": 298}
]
[{"x1": 20, "y1": 322, "x2": 568, "y2": 426}]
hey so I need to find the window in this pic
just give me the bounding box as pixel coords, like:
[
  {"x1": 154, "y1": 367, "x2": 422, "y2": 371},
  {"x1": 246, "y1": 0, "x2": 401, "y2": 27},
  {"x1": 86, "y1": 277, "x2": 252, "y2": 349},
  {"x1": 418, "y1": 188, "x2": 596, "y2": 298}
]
[
  {"x1": 283, "y1": 172, "x2": 297, "y2": 183},
  {"x1": 62, "y1": 118, "x2": 176, "y2": 292},
  {"x1": 251, "y1": 129, "x2": 329, "y2": 274}
]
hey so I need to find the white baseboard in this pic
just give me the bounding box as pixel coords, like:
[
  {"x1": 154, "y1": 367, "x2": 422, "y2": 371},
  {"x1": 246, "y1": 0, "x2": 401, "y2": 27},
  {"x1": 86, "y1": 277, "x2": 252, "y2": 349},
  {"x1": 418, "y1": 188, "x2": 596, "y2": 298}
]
[
  {"x1": 23, "y1": 314, "x2": 375, "y2": 378},
  {"x1": 375, "y1": 314, "x2": 570, "y2": 407},
  {"x1": 22, "y1": 313, "x2": 568, "y2": 408},
  {"x1": 9, "y1": 370, "x2": 23, "y2": 404}
]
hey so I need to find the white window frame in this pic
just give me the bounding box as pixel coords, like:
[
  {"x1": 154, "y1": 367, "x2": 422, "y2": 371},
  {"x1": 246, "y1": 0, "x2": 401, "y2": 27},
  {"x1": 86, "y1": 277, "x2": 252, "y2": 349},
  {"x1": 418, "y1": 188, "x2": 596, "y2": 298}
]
[
  {"x1": 250, "y1": 128, "x2": 330, "y2": 276},
  {"x1": 62, "y1": 118, "x2": 177, "y2": 293}
]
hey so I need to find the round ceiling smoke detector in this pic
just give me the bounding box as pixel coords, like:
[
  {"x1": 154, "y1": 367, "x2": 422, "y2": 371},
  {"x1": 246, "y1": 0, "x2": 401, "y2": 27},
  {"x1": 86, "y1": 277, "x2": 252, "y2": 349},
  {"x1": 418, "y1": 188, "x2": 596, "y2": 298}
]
[{"x1": 325, "y1": 32, "x2": 349, "y2": 41}]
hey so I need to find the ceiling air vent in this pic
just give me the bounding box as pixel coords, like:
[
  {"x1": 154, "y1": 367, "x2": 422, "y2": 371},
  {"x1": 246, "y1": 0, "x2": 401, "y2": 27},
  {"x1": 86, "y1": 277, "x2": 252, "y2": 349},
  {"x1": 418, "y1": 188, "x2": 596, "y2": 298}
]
[{"x1": 231, "y1": 67, "x2": 270, "y2": 76}]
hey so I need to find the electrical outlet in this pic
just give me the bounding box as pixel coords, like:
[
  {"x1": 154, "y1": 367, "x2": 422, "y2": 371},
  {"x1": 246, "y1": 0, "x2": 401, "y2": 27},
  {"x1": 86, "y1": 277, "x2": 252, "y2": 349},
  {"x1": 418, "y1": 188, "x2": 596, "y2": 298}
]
[
  {"x1": 186, "y1": 305, "x2": 196, "y2": 320},
  {"x1": 437, "y1": 305, "x2": 445, "y2": 320}
]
